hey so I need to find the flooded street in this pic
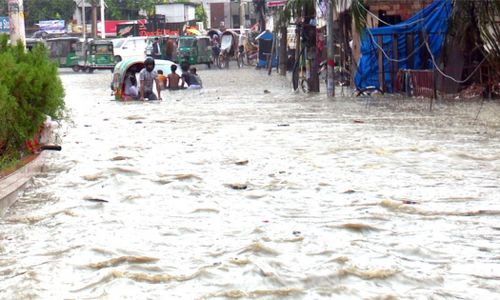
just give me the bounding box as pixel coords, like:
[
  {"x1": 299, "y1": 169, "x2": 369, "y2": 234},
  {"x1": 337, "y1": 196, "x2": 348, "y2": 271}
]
[{"x1": 1, "y1": 66, "x2": 500, "y2": 299}]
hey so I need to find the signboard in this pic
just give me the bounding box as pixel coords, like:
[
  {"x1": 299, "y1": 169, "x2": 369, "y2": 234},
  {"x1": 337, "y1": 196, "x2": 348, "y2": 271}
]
[
  {"x1": 37, "y1": 20, "x2": 66, "y2": 34},
  {"x1": 116, "y1": 20, "x2": 182, "y2": 37},
  {"x1": 267, "y1": 0, "x2": 287, "y2": 7},
  {"x1": 0, "y1": 16, "x2": 9, "y2": 33}
]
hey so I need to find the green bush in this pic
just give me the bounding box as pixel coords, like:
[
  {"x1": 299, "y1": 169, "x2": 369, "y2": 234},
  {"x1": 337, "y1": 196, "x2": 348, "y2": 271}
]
[{"x1": 0, "y1": 34, "x2": 65, "y2": 166}]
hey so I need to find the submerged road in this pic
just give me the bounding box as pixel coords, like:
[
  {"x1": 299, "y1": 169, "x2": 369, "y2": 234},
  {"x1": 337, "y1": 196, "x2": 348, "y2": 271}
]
[{"x1": 1, "y1": 66, "x2": 500, "y2": 299}]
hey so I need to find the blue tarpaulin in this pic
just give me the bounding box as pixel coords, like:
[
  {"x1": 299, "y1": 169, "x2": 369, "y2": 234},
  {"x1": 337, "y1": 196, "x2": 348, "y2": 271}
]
[
  {"x1": 256, "y1": 30, "x2": 277, "y2": 68},
  {"x1": 354, "y1": 0, "x2": 453, "y2": 91}
]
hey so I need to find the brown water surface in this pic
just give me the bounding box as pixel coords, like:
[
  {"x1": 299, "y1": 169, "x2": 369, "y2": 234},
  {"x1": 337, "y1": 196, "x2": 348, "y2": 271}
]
[{"x1": 1, "y1": 67, "x2": 499, "y2": 299}]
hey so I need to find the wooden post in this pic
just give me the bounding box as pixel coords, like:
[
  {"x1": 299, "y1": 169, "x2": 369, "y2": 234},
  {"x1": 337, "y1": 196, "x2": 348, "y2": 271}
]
[
  {"x1": 267, "y1": 33, "x2": 275, "y2": 75},
  {"x1": 407, "y1": 33, "x2": 414, "y2": 69},
  {"x1": 392, "y1": 34, "x2": 399, "y2": 92},
  {"x1": 377, "y1": 35, "x2": 385, "y2": 92},
  {"x1": 278, "y1": 25, "x2": 287, "y2": 76}
]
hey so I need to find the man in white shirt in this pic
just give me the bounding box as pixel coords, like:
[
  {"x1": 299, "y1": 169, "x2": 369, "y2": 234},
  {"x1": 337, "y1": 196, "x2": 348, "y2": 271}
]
[{"x1": 139, "y1": 57, "x2": 162, "y2": 101}]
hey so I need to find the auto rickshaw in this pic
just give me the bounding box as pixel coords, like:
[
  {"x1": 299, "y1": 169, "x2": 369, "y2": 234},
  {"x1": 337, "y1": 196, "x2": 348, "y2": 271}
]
[
  {"x1": 25, "y1": 38, "x2": 46, "y2": 51},
  {"x1": 45, "y1": 37, "x2": 81, "y2": 70},
  {"x1": 176, "y1": 36, "x2": 212, "y2": 67},
  {"x1": 111, "y1": 57, "x2": 182, "y2": 101},
  {"x1": 76, "y1": 39, "x2": 115, "y2": 73}
]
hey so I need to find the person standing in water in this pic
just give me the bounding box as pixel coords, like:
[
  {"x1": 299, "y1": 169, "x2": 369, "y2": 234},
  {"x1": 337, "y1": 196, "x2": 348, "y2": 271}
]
[
  {"x1": 139, "y1": 57, "x2": 162, "y2": 100},
  {"x1": 166, "y1": 64, "x2": 184, "y2": 90}
]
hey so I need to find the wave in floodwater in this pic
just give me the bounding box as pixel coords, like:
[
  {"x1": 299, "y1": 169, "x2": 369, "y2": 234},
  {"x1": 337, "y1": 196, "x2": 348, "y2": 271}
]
[{"x1": 0, "y1": 67, "x2": 499, "y2": 299}]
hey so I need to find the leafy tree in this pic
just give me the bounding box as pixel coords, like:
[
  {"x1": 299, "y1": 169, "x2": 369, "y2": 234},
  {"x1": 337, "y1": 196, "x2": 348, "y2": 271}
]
[
  {"x1": 252, "y1": 0, "x2": 266, "y2": 31},
  {"x1": 23, "y1": 0, "x2": 76, "y2": 26},
  {"x1": 0, "y1": 34, "x2": 65, "y2": 166},
  {"x1": 195, "y1": 4, "x2": 207, "y2": 28},
  {"x1": 105, "y1": 0, "x2": 157, "y2": 20},
  {"x1": 0, "y1": 2, "x2": 7, "y2": 16}
]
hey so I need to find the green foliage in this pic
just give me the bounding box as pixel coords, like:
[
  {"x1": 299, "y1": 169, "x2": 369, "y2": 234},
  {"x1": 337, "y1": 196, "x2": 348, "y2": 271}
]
[
  {"x1": 351, "y1": 0, "x2": 367, "y2": 33},
  {"x1": 105, "y1": 0, "x2": 159, "y2": 19},
  {"x1": 195, "y1": 4, "x2": 208, "y2": 28},
  {"x1": 0, "y1": 34, "x2": 65, "y2": 163},
  {"x1": 450, "y1": 0, "x2": 500, "y2": 76},
  {"x1": 23, "y1": 0, "x2": 76, "y2": 26}
]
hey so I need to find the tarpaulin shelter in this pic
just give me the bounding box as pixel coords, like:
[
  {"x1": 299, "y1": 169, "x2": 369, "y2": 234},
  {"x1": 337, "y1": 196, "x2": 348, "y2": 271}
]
[
  {"x1": 354, "y1": 0, "x2": 453, "y2": 92},
  {"x1": 256, "y1": 30, "x2": 277, "y2": 68}
]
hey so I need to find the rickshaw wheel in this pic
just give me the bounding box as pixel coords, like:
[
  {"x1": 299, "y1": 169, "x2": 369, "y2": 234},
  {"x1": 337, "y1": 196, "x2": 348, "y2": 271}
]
[
  {"x1": 218, "y1": 56, "x2": 225, "y2": 69},
  {"x1": 72, "y1": 65, "x2": 81, "y2": 72},
  {"x1": 87, "y1": 68, "x2": 94, "y2": 74}
]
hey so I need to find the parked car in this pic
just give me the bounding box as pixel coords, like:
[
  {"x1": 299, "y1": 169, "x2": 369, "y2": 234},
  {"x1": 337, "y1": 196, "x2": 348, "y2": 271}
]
[{"x1": 112, "y1": 36, "x2": 149, "y2": 62}]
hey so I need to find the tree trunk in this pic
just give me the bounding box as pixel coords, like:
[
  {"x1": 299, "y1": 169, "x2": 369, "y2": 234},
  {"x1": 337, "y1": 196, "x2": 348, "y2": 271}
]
[
  {"x1": 279, "y1": 25, "x2": 287, "y2": 76},
  {"x1": 91, "y1": 1, "x2": 97, "y2": 38},
  {"x1": 267, "y1": 33, "x2": 276, "y2": 75},
  {"x1": 258, "y1": 1, "x2": 266, "y2": 32},
  {"x1": 305, "y1": 8, "x2": 319, "y2": 92}
]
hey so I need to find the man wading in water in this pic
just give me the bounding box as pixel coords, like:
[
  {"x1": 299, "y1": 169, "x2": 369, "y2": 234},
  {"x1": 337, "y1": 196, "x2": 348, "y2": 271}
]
[{"x1": 140, "y1": 57, "x2": 162, "y2": 101}]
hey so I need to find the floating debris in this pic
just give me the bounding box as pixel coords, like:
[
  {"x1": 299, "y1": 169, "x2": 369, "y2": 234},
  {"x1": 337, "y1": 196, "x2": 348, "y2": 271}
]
[
  {"x1": 83, "y1": 197, "x2": 109, "y2": 203},
  {"x1": 225, "y1": 183, "x2": 248, "y2": 190},
  {"x1": 110, "y1": 156, "x2": 131, "y2": 161}
]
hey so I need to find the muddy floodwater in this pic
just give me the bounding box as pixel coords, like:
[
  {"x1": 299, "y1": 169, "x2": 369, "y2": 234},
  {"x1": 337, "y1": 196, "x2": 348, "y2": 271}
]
[{"x1": 1, "y1": 67, "x2": 500, "y2": 299}]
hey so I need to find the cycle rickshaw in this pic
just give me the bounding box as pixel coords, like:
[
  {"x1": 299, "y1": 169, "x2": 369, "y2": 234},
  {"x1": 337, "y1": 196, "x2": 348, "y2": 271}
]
[{"x1": 218, "y1": 30, "x2": 242, "y2": 69}]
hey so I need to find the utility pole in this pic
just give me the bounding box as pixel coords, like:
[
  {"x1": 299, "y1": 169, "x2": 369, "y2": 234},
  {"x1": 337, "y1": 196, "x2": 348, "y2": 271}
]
[
  {"x1": 82, "y1": 0, "x2": 86, "y2": 40},
  {"x1": 8, "y1": 0, "x2": 26, "y2": 46},
  {"x1": 326, "y1": 0, "x2": 335, "y2": 97},
  {"x1": 100, "y1": 0, "x2": 105, "y2": 38},
  {"x1": 91, "y1": 0, "x2": 97, "y2": 38},
  {"x1": 239, "y1": 0, "x2": 245, "y2": 29}
]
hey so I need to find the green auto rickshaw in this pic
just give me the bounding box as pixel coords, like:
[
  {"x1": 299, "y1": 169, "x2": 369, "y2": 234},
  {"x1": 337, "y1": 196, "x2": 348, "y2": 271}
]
[
  {"x1": 45, "y1": 37, "x2": 81, "y2": 71},
  {"x1": 176, "y1": 36, "x2": 212, "y2": 67},
  {"x1": 77, "y1": 39, "x2": 115, "y2": 73}
]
